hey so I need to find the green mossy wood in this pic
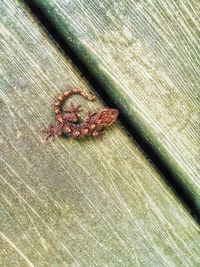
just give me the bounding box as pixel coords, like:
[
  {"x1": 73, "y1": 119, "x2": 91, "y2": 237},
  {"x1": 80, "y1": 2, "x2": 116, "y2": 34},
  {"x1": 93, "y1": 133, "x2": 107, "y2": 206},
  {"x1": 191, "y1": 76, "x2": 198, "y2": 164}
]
[
  {"x1": 30, "y1": 0, "x2": 200, "y2": 212},
  {"x1": 0, "y1": 1, "x2": 200, "y2": 267}
]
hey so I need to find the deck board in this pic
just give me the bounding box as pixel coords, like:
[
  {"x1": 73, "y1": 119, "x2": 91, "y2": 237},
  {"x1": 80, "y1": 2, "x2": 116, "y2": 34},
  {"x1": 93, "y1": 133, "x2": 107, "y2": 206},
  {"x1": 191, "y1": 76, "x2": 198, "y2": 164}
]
[
  {"x1": 28, "y1": 0, "x2": 200, "y2": 213},
  {"x1": 0, "y1": 1, "x2": 200, "y2": 266}
]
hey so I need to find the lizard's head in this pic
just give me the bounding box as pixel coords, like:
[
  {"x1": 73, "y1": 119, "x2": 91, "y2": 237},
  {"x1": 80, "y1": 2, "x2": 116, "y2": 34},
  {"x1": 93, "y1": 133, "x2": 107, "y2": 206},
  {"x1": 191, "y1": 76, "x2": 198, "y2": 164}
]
[{"x1": 97, "y1": 108, "x2": 119, "y2": 126}]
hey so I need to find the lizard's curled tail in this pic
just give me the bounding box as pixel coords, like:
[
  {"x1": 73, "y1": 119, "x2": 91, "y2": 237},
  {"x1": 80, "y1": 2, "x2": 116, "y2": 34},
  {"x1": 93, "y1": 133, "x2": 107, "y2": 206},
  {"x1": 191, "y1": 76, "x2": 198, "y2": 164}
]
[{"x1": 54, "y1": 88, "x2": 96, "y2": 118}]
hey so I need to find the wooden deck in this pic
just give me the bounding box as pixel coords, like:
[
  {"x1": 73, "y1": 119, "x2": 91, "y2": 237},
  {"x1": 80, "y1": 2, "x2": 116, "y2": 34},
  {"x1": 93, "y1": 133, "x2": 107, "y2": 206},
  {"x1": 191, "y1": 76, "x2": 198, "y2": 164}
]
[{"x1": 0, "y1": 1, "x2": 199, "y2": 266}]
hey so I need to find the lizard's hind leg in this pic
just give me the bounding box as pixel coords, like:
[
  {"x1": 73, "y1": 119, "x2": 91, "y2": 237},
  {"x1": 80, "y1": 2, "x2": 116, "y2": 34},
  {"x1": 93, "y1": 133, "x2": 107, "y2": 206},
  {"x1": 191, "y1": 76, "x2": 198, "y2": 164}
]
[
  {"x1": 43, "y1": 122, "x2": 63, "y2": 140},
  {"x1": 64, "y1": 102, "x2": 83, "y2": 117},
  {"x1": 63, "y1": 102, "x2": 84, "y2": 123}
]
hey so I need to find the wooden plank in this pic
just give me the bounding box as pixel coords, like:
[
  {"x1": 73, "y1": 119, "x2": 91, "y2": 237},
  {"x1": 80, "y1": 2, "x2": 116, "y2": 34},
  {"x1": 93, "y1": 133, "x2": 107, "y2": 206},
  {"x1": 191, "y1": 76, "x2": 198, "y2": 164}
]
[
  {"x1": 0, "y1": 1, "x2": 200, "y2": 266},
  {"x1": 28, "y1": 0, "x2": 200, "y2": 214}
]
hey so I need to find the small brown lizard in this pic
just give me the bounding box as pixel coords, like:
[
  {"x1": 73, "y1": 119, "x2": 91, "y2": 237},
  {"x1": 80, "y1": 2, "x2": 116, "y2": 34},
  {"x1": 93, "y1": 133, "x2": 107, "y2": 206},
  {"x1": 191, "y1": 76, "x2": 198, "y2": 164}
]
[{"x1": 44, "y1": 88, "x2": 119, "y2": 140}]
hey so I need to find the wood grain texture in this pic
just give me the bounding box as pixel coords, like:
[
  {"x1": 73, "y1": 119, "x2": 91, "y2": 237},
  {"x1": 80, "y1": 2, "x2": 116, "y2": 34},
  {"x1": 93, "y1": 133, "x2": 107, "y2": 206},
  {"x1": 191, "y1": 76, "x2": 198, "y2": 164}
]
[
  {"x1": 29, "y1": 0, "x2": 200, "y2": 212},
  {"x1": 0, "y1": 1, "x2": 200, "y2": 266}
]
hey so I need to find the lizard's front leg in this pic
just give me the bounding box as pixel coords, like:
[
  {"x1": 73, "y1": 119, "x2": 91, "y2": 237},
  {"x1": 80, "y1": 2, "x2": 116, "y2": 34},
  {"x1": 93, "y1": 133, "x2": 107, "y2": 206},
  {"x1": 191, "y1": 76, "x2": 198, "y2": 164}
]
[{"x1": 92, "y1": 128, "x2": 104, "y2": 138}]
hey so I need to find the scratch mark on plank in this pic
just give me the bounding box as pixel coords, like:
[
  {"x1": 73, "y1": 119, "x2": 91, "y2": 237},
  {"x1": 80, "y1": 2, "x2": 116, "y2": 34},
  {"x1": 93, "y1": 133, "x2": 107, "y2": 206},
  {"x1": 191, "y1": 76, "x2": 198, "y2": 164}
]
[
  {"x1": 61, "y1": 243, "x2": 81, "y2": 267},
  {"x1": 0, "y1": 231, "x2": 35, "y2": 267}
]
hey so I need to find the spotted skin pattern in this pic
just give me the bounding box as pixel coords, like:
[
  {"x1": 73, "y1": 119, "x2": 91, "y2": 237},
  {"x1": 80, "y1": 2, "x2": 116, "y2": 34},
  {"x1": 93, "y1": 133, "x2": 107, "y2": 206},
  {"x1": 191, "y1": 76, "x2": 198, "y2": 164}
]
[{"x1": 44, "y1": 88, "x2": 119, "y2": 140}]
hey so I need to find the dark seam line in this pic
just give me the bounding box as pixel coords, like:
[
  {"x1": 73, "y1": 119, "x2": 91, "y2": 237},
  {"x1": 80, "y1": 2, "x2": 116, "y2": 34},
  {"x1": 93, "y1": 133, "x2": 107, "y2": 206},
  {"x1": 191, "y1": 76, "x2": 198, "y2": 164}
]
[{"x1": 23, "y1": 0, "x2": 200, "y2": 223}]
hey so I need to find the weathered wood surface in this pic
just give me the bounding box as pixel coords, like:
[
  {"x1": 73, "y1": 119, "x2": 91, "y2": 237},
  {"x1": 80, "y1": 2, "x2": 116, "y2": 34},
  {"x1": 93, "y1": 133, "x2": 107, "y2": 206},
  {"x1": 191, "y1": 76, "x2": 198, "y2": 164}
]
[
  {"x1": 29, "y1": 0, "x2": 200, "y2": 212},
  {"x1": 0, "y1": 1, "x2": 200, "y2": 266}
]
